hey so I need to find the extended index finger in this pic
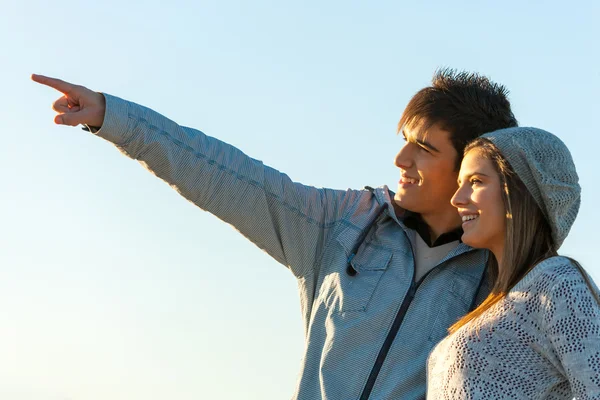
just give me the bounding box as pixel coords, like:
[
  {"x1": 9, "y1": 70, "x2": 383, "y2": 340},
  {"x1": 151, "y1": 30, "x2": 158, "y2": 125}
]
[{"x1": 31, "y1": 74, "x2": 77, "y2": 95}]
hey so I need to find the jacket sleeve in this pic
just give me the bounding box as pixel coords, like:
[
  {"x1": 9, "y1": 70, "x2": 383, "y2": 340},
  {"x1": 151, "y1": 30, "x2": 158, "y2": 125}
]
[
  {"x1": 543, "y1": 266, "x2": 600, "y2": 398},
  {"x1": 92, "y1": 94, "x2": 366, "y2": 278}
]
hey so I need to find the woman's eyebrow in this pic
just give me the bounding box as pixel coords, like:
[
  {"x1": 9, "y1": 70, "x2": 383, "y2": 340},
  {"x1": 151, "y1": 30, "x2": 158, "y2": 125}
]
[{"x1": 457, "y1": 171, "x2": 490, "y2": 184}]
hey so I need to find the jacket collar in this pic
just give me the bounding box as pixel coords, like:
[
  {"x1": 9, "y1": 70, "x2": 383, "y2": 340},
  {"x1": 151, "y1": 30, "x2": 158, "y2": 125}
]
[{"x1": 370, "y1": 185, "x2": 477, "y2": 261}]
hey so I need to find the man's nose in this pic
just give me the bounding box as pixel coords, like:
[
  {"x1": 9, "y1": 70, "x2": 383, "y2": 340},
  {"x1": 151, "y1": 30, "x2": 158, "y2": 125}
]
[{"x1": 394, "y1": 144, "x2": 413, "y2": 170}]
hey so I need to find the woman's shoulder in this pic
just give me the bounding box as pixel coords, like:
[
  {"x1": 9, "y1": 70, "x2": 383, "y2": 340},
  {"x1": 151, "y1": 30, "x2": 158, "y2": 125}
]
[
  {"x1": 514, "y1": 256, "x2": 599, "y2": 301},
  {"x1": 513, "y1": 256, "x2": 590, "y2": 291},
  {"x1": 533, "y1": 255, "x2": 580, "y2": 279}
]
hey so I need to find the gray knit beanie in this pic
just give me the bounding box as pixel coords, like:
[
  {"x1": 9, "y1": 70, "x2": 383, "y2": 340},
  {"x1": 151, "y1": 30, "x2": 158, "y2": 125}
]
[{"x1": 481, "y1": 127, "x2": 580, "y2": 249}]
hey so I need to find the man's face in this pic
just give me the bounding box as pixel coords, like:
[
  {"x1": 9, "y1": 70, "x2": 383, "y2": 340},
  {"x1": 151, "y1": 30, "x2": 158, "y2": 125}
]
[{"x1": 393, "y1": 123, "x2": 460, "y2": 217}]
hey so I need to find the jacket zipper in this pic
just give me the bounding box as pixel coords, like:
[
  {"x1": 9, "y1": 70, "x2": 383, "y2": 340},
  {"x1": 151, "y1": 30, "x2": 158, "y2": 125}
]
[
  {"x1": 358, "y1": 233, "x2": 428, "y2": 400},
  {"x1": 349, "y1": 200, "x2": 482, "y2": 399},
  {"x1": 357, "y1": 244, "x2": 486, "y2": 399}
]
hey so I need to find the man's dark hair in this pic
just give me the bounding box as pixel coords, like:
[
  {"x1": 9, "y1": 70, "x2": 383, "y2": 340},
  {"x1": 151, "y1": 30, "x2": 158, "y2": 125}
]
[{"x1": 398, "y1": 68, "x2": 518, "y2": 169}]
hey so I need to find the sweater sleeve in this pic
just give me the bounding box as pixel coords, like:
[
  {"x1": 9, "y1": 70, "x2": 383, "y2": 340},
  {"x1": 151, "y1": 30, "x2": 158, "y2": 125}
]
[
  {"x1": 543, "y1": 264, "x2": 600, "y2": 398},
  {"x1": 91, "y1": 93, "x2": 368, "y2": 278}
]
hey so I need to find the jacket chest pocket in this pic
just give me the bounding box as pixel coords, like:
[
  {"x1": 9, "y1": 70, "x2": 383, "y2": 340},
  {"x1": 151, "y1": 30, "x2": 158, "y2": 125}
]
[
  {"x1": 428, "y1": 277, "x2": 478, "y2": 344},
  {"x1": 319, "y1": 233, "x2": 392, "y2": 313}
]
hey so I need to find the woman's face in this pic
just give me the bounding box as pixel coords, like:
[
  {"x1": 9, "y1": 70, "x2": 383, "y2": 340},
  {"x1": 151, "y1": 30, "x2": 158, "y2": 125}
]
[{"x1": 451, "y1": 149, "x2": 507, "y2": 261}]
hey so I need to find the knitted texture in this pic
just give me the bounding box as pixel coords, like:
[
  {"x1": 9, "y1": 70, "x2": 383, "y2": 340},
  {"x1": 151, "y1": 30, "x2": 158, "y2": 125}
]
[
  {"x1": 427, "y1": 256, "x2": 600, "y2": 399},
  {"x1": 482, "y1": 127, "x2": 580, "y2": 249}
]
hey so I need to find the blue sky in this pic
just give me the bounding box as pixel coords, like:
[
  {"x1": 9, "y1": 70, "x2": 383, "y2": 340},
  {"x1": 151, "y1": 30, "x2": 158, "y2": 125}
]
[{"x1": 1, "y1": 1, "x2": 599, "y2": 399}]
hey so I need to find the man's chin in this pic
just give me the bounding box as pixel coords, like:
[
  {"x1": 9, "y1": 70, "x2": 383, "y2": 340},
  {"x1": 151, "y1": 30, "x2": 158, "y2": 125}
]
[{"x1": 393, "y1": 192, "x2": 418, "y2": 213}]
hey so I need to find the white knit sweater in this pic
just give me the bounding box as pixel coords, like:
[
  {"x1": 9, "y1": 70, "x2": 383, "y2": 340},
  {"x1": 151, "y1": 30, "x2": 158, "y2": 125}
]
[{"x1": 427, "y1": 256, "x2": 600, "y2": 399}]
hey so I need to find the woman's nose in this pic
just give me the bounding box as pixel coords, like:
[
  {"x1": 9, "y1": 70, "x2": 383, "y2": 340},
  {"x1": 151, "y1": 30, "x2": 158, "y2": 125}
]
[{"x1": 451, "y1": 185, "x2": 470, "y2": 208}]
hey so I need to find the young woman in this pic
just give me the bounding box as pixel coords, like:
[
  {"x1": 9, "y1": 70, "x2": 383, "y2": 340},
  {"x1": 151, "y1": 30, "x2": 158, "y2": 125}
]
[{"x1": 427, "y1": 127, "x2": 600, "y2": 399}]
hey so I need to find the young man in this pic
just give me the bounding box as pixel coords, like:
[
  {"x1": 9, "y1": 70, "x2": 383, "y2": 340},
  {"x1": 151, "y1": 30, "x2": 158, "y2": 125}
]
[{"x1": 32, "y1": 70, "x2": 517, "y2": 399}]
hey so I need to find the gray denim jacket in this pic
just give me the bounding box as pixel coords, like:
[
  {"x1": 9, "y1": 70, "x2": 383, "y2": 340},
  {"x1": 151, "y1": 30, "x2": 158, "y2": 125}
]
[{"x1": 93, "y1": 94, "x2": 489, "y2": 399}]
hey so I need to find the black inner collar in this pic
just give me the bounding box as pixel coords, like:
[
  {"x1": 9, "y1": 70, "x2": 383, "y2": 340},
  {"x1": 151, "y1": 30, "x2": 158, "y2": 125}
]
[{"x1": 403, "y1": 212, "x2": 463, "y2": 248}]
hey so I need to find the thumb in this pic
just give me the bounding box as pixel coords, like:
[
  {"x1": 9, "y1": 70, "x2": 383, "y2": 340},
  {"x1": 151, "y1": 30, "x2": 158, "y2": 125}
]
[{"x1": 54, "y1": 109, "x2": 94, "y2": 127}]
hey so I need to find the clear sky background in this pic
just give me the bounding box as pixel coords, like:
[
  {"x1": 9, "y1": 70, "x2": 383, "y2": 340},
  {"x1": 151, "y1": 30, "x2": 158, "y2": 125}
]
[{"x1": 1, "y1": 1, "x2": 599, "y2": 399}]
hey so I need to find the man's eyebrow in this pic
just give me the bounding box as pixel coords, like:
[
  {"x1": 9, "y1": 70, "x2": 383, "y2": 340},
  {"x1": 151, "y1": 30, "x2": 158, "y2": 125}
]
[
  {"x1": 415, "y1": 138, "x2": 440, "y2": 153},
  {"x1": 401, "y1": 130, "x2": 440, "y2": 152}
]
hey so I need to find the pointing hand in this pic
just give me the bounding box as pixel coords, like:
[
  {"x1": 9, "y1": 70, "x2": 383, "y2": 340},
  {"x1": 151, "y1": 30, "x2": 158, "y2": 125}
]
[{"x1": 32, "y1": 74, "x2": 106, "y2": 128}]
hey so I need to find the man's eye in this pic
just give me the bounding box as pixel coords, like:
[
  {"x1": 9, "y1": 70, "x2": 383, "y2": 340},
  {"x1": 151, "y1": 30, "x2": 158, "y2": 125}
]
[{"x1": 419, "y1": 145, "x2": 430, "y2": 153}]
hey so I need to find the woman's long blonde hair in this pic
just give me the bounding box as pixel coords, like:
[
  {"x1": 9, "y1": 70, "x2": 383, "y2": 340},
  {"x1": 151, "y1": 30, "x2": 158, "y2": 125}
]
[{"x1": 449, "y1": 138, "x2": 597, "y2": 334}]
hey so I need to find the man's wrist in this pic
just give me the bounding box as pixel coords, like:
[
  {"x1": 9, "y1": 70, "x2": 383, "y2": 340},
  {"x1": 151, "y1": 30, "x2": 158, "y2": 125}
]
[{"x1": 82, "y1": 124, "x2": 101, "y2": 133}]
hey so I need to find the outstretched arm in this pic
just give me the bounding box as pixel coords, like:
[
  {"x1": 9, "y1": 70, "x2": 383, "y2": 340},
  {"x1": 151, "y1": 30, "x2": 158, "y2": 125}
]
[{"x1": 32, "y1": 74, "x2": 369, "y2": 279}]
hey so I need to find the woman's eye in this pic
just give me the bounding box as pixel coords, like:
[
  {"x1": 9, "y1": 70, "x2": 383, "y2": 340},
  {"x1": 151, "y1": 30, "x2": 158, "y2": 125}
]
[
  {"x1": 470, "y1": 178, "x2": 482, "y2": 185},
  {"x1": 419, "y1": 145, "x2": 430, "y2": 153}
]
